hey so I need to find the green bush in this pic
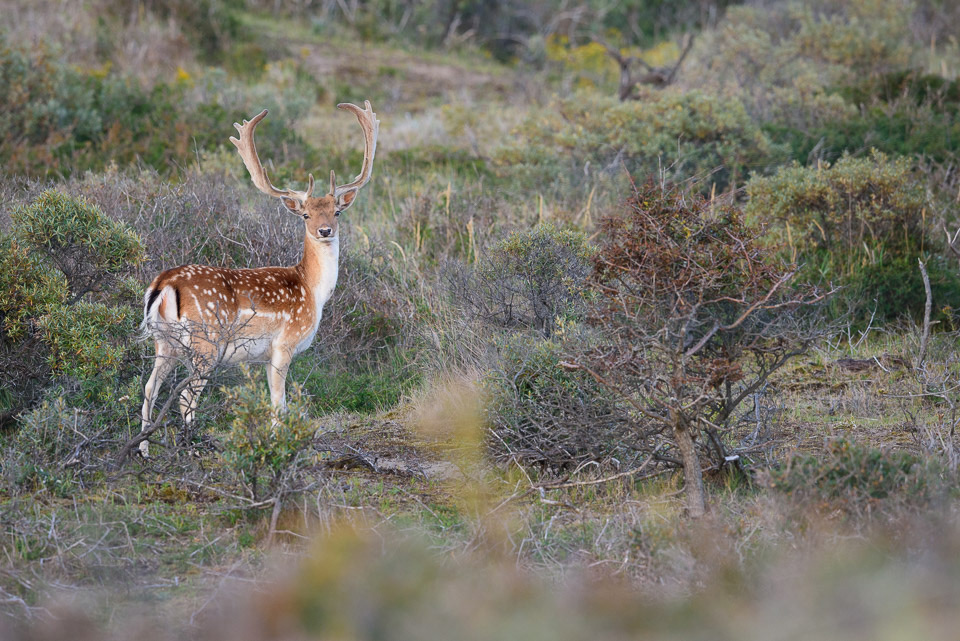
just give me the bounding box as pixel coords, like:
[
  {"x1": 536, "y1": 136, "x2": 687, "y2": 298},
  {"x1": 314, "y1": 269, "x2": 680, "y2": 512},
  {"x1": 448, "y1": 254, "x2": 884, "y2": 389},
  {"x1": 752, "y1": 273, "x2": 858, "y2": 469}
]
[
  {"x1": 2, "y1": 397, "x2": 79, "y2": 496},
  {"x1": 293, "y1": 358, "x2": 421, "y2": 415},
  {"x1": 746, "y1": 151, "x2": 951, "y2": 322},
  {"x1": 769, "y1": 439, "x2": 933, "y2": 503},
  {"x1": 449, "y1": 223, "x2": 594, "y2": 337},
  {"x1": 499, "y1": 90, "x2": 784, "y2": 191},
  {"x1": 221, "y1": 367, "x2": 316, "y2": 501},
  {"x1": 776, "y1": 70, "x2": 960, "y2": 163},
  {"x1": 690, "y1": 0, "x2": 913, "y2": 118},
  {"x1": 834, "y1": 69, "x2": 960, "y2": 112},
  {"x1": 747, "y1": 152, "x2": 926, "y2": 259},
  {"x1": 102, "y1": 0, "x2": 244, "y2": 64},
  {"x1": 0, "y1": 41, "x2": 319, "y2": 177},
  {"x1": 841, "y1": 255, "x2": 960, "y2": 324},
  {"x1": 0, "y1": 191, "x2": 144, "y2": 415}
]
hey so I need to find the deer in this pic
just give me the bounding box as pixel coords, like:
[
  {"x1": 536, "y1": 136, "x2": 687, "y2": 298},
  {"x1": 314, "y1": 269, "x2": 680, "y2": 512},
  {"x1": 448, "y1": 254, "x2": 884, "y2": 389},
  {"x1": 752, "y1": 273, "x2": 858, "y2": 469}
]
[{"x1": 137, "y1": 101, "x2": 379, "y2": 457}]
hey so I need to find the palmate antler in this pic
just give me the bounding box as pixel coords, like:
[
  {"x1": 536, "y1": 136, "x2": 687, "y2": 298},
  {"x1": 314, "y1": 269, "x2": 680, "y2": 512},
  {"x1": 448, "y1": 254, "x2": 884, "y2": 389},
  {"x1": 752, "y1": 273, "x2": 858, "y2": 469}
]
[
  {"x1": 230, "y1": 102, "x2": 379, "y2": 207},
  {"x1": 332, "y1": 100, "x2": 379, "y2": 200},
  {"x1": 229, "y1": 110, "x2": 315, "y2": 204}
]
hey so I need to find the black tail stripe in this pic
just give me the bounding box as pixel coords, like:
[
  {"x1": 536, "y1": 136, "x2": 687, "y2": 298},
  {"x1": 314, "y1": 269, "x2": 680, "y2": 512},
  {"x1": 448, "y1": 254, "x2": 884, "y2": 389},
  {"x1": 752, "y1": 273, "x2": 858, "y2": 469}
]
[
  {"x1": 146, "y1": 288, "x2": 161, "y2": 314},
  {"x1": 174, "y1": 287, "x2": 181, "y2": 319}
]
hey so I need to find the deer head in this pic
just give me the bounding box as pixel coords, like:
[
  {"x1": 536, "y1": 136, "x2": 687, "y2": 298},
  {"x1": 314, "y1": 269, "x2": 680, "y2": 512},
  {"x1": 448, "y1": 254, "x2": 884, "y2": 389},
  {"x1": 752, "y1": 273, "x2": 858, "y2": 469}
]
[{"x1": 229, "y1": 101, "x2": 379, "y2": 242}]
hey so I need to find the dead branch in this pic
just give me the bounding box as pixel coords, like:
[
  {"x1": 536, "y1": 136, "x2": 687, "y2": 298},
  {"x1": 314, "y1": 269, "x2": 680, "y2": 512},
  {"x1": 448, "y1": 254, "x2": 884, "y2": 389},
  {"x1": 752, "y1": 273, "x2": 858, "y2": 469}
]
[
  {"x1": 918, "y1": 258, "x2": 933, "y2": 368},
  {"x1": 596, "y1": 33, "x2": 697, "y2": 100}
]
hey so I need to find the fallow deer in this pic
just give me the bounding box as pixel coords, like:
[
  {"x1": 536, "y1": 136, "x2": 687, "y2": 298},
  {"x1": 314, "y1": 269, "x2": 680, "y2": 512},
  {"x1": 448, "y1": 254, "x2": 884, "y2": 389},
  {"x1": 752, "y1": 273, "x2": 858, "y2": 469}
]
[{"x1": 138, "y1": 101, "x2": 379, "y2": 456}]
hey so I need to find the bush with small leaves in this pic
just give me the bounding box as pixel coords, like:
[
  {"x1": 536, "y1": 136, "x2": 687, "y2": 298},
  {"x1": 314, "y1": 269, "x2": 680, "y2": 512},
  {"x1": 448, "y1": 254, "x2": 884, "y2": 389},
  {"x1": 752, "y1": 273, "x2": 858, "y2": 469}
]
[
  {"x1": 499, "y1": 90, "x2": 784, "y2": 191},
  {"x1": 687, "y1": 0, "x2": 912, "y2": 126},
  {"x1": 746, "y1": 151, "x2": 960, "y2": 322},
  {"x1": 0, "y1": 190, "x2": 144, "y2": 421},
  {"x1": 768, "y1": 439, "x2": 936, "y2": 505},
  {"x1": 220, "y1": 367, "x2": 316, "y2": 502},
  {"x1": 447, "y1": 222, "x2": 595, "y2": 337},
  {"x1": 2, "y1": 397, "x2": 81, "y2": 496}
]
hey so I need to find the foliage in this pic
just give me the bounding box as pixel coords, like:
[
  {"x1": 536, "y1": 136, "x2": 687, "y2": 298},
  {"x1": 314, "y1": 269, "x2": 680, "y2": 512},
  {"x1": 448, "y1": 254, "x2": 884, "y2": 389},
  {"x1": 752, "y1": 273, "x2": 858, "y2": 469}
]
[
  {"x1": 747, "y1": 152, "x2": 926, "y2": 259},
  {"x1": 834, "y1": 69, "x2": 960, "y2": 111},
  {"x1": 483, "y1": 329, "x2": 632, "y2": 469},
  {"x1": 294, "y1": 353, "x2": 421, "y2": 415},
  {"x1": 768, "y1": 76, "x2": 960, "y2": 164},
  {"x1": 689, "y1": 0, "x2": 914, "y2": 116},
  {"x1": 117, "y1": 0, "x2": 244, "y2": 63},
  {"x1": 768, "y1": 439, "x2": 933, "y2": 503},
  {"x1": 745, "y1": 152, "x2": 955, "y2": 322},
  {"x1": 500, "y1": 90, "x2": 784, "y2": 191},
  {"x1": 580, "y1": 180, "x2": 826, "y2": 515},
  {"x1": 11, "y1": 190, "x2": 145, "y2": 301},
  {"x1": 2, "y1": 397, "x2": 79, "y2": 496},
  {"x1": 36, "y1": 302, "x2": 135, "y2": 380},
  {"x1": 0, "y1": 191, "x2": 144, "y2": 418},
  {"x1": 0, "y1": 41, "x2": 318, "y2": 177},
  {"x1": 448, "y1": 223, "x2": 594, "y2": 337},
  {"x1": 221, "y1": 367, "x2": 316, "y2": 501}
]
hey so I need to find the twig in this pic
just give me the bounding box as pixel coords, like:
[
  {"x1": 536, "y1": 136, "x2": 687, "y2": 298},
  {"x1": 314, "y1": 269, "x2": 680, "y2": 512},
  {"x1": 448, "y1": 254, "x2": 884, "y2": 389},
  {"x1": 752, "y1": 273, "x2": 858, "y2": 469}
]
[
  {"x1": 918, "y1": 258, "x2": 932, "y2": 368},
  {"x1": 534, "y1": 445, "x2": 664, "y2": 491}
]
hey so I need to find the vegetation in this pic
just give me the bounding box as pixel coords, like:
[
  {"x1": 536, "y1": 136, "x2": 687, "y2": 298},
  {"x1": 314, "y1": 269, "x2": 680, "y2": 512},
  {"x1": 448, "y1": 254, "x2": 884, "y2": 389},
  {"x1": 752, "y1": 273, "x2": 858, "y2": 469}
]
[
  {"x1": 747, "y1": 152, "x2": 960, "y2": 322},
  {"x1": 2, "y1": 0, "x2": 960, "y2": 637}
]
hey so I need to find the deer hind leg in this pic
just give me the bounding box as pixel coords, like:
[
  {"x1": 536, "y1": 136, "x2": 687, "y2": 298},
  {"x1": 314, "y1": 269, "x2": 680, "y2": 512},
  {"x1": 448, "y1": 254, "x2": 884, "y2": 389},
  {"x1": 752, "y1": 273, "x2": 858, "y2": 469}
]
[
  {"x1": 179, "y1": 377, "x2": 208, "y2": 428},
  {"x1": 140, "y1": 342, "x2": 177, "y2": 457},
  {"x1": 175, "y1": 332, "x2": 221, "y2": 446}
]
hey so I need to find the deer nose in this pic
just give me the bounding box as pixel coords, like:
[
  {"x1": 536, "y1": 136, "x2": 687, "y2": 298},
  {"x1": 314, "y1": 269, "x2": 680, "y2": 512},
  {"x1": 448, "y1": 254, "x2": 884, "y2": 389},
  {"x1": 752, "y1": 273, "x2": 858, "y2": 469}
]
[{"x1": 318, "y1": 227, "x2": 332, "y2": 237}]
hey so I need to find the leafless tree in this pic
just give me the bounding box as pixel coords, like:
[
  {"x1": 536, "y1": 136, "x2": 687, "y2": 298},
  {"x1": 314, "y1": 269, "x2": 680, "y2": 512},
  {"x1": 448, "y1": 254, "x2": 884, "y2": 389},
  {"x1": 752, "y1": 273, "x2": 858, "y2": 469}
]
[{"x1": 566, "y1": 180, "x2": 831, "y2": 517}]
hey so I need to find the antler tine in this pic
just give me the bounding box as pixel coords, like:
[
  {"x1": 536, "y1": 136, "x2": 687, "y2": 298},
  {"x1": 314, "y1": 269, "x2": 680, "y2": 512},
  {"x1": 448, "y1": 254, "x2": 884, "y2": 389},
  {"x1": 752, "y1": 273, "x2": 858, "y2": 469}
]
[
  {"x1": 329, "y1": 169, "x2": 336, "y2": 197},
  {"x1": 333, "y1": 100, "x2": 379, "y2": 197},
  {"x1": 229, "y1": 109, "x2": 312, "y2": 203}
]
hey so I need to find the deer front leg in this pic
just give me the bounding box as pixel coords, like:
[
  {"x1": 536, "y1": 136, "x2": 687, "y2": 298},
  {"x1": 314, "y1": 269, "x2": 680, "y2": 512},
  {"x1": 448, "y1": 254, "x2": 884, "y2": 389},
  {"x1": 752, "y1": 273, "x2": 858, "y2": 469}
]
[{"x1": 267, "y1": 350, "x2": 292, "y2": 414}]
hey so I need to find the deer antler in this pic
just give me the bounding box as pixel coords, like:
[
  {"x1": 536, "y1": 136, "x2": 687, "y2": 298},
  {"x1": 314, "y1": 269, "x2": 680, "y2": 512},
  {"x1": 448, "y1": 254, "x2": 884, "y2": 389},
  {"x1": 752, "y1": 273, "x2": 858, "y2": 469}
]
[
  {"x1": 230, "y1": 110, "x2": 314, "y2": 203},
  {"x1": 332, "y1": 101, "x2": 379, "y2": 198}
]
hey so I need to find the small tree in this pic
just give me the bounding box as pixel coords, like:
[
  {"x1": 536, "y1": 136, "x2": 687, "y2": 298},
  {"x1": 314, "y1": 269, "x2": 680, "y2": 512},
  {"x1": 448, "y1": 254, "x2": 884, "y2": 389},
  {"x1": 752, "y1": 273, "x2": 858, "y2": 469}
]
[{"x1": 570, "y1": 181, "x2": 828, "y2": 516}]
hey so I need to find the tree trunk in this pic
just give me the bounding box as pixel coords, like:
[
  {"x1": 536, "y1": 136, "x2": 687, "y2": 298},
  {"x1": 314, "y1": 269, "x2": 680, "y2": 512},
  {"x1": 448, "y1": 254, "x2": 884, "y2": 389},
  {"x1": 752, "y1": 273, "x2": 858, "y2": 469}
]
[{"x1": 673, "y1": 419, "x2": 706, "y2": 517}]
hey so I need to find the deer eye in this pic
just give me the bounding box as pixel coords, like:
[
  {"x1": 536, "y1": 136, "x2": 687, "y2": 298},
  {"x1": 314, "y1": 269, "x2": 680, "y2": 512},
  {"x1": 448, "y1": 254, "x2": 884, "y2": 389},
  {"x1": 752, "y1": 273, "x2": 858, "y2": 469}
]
[
  {"x1": 302, "y1": 214, "x2": 310, "y2": 220},
  {"x1": 335, "y1": 210, "x2": 341, "y2": 217}
]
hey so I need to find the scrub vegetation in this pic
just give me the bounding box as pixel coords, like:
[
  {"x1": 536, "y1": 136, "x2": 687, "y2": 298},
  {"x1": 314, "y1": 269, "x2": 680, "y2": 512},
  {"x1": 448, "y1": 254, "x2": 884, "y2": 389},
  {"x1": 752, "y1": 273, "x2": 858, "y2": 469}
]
[{"x1": 2, "y1": 0, "x2": 960, "y2": 638}]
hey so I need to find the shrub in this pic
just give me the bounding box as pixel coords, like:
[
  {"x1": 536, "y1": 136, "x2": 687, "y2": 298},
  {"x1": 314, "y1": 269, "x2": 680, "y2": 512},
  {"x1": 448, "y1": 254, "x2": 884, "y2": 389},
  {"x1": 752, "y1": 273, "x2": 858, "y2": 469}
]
[
  {"x1": 773, "y1": 70, "x2": 960, "y2": 164},
  {"x1": 221, "y1": 367, "x2": 316, "y2": 502},
  {"x1": 2, "y1": 397, "x2": 79, "y2": 496},
  {"x1": 745, "y1": 151, "x2": 956, "y2": 322},
  {"x1": 747, "y1": 152, "x2": 926, "y2": 259},
  {"x1": 447, "y1": 223, "x2": 594, "y2": 337},
  {"x1": 0, "y1": 191, "x2": 143, "y2": 420},
  {"x1": 11, "y1": 190, "x2": 144, "y2": 301},
  {"x1": 0, "y1": 42, "x2": 319, "y2": 177},
  {"x1": 101, "y1": 0, "x2": 243, "y2": 64},
  {"x1": 483, "y1": 330, "x2": 632, "y2": 469},
  {"x1": 576, "y1": 180, "x2": 826, "y2": 516},
  {"x1": 768, "y1": 439, "x2": 933, "y2": 503},
  {"x1": 688, "y1": 0, "x2": 913, "y2": 120},
  {"x1": 499, "y1": 90, "x2": 784, "y2": 191}
]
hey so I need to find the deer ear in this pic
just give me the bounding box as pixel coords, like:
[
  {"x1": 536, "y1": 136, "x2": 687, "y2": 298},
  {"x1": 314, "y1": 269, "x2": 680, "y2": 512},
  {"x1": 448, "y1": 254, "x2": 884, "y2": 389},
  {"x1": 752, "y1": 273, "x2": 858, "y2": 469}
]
[
  {"x1": 281, "y1": 197, "x2": 303, "y2": 213},
  {"x1": 336, "y1": 188, "x2": 359, "y2": 211}
]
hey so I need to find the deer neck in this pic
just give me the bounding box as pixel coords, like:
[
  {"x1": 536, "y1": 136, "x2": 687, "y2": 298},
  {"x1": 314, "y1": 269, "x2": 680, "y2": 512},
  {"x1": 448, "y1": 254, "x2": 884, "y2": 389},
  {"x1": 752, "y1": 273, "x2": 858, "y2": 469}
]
[{"x1": 298, "y1": 233, "x2": 340, "y2": 312}]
